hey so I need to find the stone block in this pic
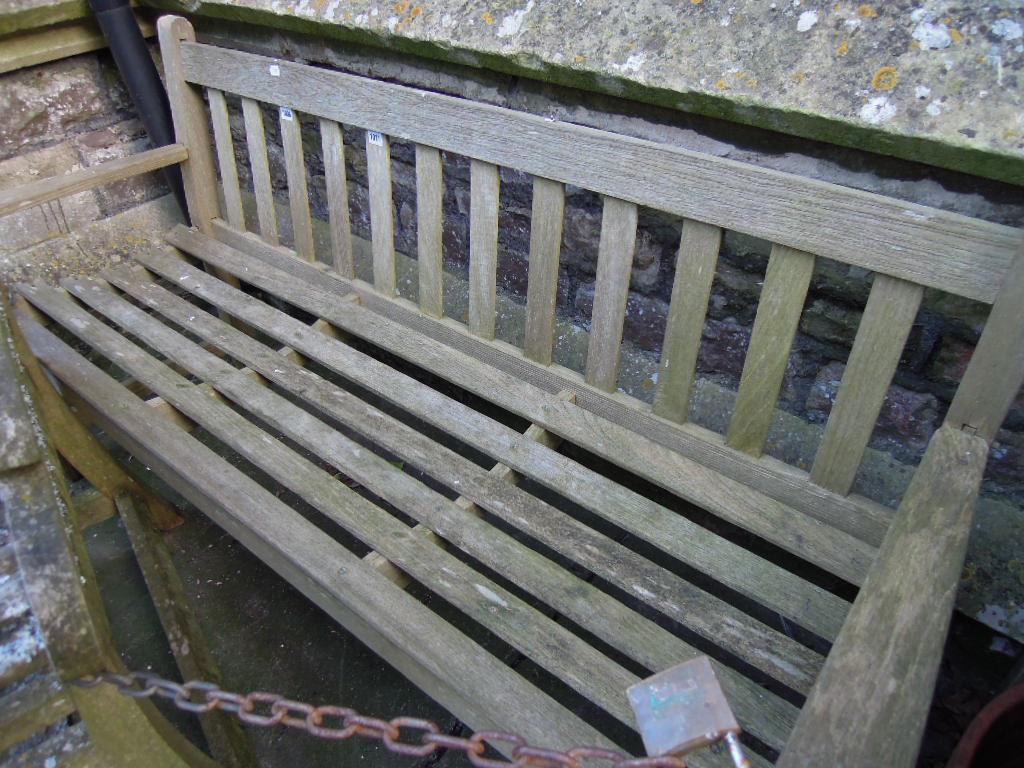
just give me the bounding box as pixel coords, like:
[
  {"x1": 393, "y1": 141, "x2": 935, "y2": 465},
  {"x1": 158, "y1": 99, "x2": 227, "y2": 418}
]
[
  {"x1": 72, "y1": 119, "x2": 168, "y2": 216},
  {"x1": 0, "y1": 142, "x2": 100, "y2": 256}
]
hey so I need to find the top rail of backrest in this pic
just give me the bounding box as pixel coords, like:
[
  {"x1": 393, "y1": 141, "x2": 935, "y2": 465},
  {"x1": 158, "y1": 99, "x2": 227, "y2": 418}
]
[{"x1": 178, "y1": 40, "x2": 1022, "y2": 305}]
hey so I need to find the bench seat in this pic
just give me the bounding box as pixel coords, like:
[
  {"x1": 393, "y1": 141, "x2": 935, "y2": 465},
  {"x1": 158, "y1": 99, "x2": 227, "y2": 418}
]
[{"x1": 11, "y1": 224, "x2": 883, "y2": 766}]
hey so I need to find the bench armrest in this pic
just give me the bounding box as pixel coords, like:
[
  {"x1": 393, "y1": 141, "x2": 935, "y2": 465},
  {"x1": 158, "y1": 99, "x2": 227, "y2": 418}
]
[
  {"x1": 0, "y1": 144, "x2": 187, "y2": 219},
  {"x1": 778, "y1": 425, "x2": 988, "y2": 768}
]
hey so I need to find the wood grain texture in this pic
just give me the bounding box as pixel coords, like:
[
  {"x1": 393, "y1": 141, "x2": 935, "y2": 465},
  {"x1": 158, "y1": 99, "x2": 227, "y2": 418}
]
[
  {"x1": 155, "y1": 18, "x2": 220, "y2": 232},
  {"x1": 811, "y1": 274, "x2": 924, "y2": 495},
  {"x1": 210, "y1": 220, "x2": 896, "y2": 548},
  {"x1": 180, "y1": 40, "x2": 1022, "y2": 303},
  {"x1": 162, "y1": 226, "x2": 878, "y2": 585},
  {"x1": 240, "y1": 97, "x2": 278, "y2": 244},
  {"x1": 320, "y1": 119, "x2": 353, "y2": 278},
  {"x1": 23, "y1": 284, "x2": 643, "y2": 743},
  {"x1": 779, "y1": 426, "x2": 988, "y2": 768},
  {"x1": 15, "y1": 314, "x2": 610, "y2": 755},
  {"x1": 7, "y1": 298, "x2": 182, "y2": 531},
  {"x1": 726, "y1": 245, "x2": 815, "y2": 456},
  {"x1": 279, "y1": 106, "x2": 314, "y2": 262},
  {"x1": 67, "y1": 274, "x2": 806, "y2": 744},
  {"x1": 522, "y1": 177, "x2": 565, "y2": 365},
  {"x1": 366, "y1": 130, "x2": 396, "y2": 296},
  {"x1": 149, "y1": 232, "x2": 854, "y2": 641},
  {"x1": 0, "y1": 145, "x2": 187, "y2": 219},
  {"x1": 468, "y1": 159, "x2": 500, "y2": 339},
  {"x1": 584, "y1": 197, "x2": 638, "y2": 392},
  {"x1": 416, "y1": 144, "x2": 445, "y2": 319},
  {"x1": 653, "y1": 219, "x2": 722, "y2": 423},
  {"x1": 946, "y1": 246, "x2": 1024, "y2": 443},
  {"x1": 206, "y1": 89, "x2": 244, "y2": 230},
  {"x1": 0, "y1": 674, "x2": 74, "y2": 753}
]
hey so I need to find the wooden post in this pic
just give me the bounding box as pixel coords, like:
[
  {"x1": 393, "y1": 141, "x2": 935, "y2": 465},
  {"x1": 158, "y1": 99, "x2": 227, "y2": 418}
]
[{"x1": 157, "y1": 16, "x2": 221, "y2": 233}]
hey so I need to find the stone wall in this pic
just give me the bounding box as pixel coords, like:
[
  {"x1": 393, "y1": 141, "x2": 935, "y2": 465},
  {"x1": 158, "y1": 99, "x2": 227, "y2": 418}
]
[
  {"x1": 0, "y1": 46, "x2": 173, "y2": 284},
  {"x1": 199, "y1": 21, "x2": 1024, "y2": 507}
]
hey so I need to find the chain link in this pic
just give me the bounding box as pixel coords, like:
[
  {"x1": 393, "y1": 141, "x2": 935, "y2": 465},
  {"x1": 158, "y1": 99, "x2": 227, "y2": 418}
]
[{"x1": 76, "y1": 671, "x2": 690, "y2": 768}]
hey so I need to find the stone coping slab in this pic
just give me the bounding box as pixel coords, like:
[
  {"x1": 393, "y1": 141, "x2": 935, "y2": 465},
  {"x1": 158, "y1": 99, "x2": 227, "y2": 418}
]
[{"x1": 124, "y1": 0, "x2": 1024, "y2": 185}]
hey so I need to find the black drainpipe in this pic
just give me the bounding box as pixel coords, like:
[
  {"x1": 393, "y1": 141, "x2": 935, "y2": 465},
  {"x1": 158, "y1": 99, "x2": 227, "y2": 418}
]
[{"x1": 87, "y1": 0, "x2": 190, "y2": 222}]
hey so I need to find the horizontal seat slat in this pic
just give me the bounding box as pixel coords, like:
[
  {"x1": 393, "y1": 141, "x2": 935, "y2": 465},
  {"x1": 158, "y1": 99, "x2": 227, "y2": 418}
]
[
  {"x1": 14, "y1": 313, "x2": 611, "y2": 755},
  {"x1": 179, "y1": 41, "x2": 1021, "y2": 304},
  {"x1": 147, "y1": 231, "x2": 851, "y2": 641},
  {"x1": 168, "y1": 225, "x2": 876, "y2": 585},
  {"x1": 211, "y1": 220, "x2": 894, "y2": 547},
  {"x1": 64, "y1": 276, "x2": 799, "y2": 753},
  {"x1": 19, "y1": 285, "x2": 649, "y2": 745},
  {"x1": 89, "y1": 268, "x2": 820, "y2": 697}
]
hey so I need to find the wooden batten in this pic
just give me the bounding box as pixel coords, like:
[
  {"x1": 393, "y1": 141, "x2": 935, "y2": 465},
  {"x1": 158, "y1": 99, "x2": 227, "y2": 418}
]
[
  {"x1": 207, "y1": 88, "x2": 244, "y2": 230},
  {"x1": 279, "y1": 106, "x2": 315, "y2": 262},
  {"x1": 320, "y1": 118, "x2": 354, "y2": 278},
  {"x1": 241, "y1": 97, "x2": 278, "y2": 245},
  {"x1": 522, "y1": 177, "x2": 565, "y2": 365},
  {"x1": 366, "y1": 129, "x2": 396, "y2": 296},
  {"x1": 415, "y1": 145, "x2": 445, "y2": 319},
  {"x1": 468, "y1": 159, "x2": 500, "y2": 339}
]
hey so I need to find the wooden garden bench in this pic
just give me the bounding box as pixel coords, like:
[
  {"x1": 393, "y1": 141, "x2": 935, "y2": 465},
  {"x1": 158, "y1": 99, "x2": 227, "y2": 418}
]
[{"x1": 5, "y1": 14, "x2": 1024, "y2": 767}]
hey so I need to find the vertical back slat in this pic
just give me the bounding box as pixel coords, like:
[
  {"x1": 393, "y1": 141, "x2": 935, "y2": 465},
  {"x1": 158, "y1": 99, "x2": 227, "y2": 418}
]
[
  {"x1": 279, "y1": 107, "x2": 315, "y2": 262},
  {"x1": 584, "y1": 197, "x2": 638, "y2": 391},
  {"x1": 366, "y1": 130, "x2": 396, "y2": 296},
  {"x1": 945, "y1": 246, "x2": 1024, "y2": 443},
  {"x1": 416, "y1": 145, "x2": 445, "y2": 319},
  {"x1": 207, "y1": 88, "x2": 244, "y2": 230},
  {"x1": 156, "y1": 16, "x2": 221, "y2": 233},
  {"x1": 320, "y1": 118, "x2": 353, "y2": 278},
  {"x1": 241, "y1": 97, "x2": 278, "y2": 245},
  {"x1": 726, "y1": 244, "x2": 816, "y2": 456},
  {"x1": 652, "y1": 219, "x2": 723, "y2": 423},
  {"x1": 810, "y1": 274, "x2": 924, "y2": 494},
  {"x1": 468, "y1": 159, "x2": 500, "y2": 339},
  {"x1": 522, "y1": 177, "x2": 566, "y2": 365}
]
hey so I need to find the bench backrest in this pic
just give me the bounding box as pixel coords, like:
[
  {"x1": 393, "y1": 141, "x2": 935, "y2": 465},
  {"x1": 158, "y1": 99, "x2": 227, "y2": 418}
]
[{"x1": 158, "y1": 17, "x2": 1024, "y2": 538}]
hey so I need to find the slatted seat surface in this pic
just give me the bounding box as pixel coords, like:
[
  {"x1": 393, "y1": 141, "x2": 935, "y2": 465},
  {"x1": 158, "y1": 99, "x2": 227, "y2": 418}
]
[{"x1": 8, "y1": 14, "x2": 1024, "y2": 768}]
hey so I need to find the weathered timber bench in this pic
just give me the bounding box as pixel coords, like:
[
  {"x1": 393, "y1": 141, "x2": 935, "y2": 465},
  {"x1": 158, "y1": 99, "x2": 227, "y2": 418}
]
[{"x1": 6, "y1": 14, "x2": 1024, "y2": 767}]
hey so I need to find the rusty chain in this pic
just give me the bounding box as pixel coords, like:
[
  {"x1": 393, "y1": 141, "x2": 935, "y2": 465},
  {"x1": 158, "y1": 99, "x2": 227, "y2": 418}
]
[{"x1": 75, "y1": 671, "x2": 693, "y2": 768}]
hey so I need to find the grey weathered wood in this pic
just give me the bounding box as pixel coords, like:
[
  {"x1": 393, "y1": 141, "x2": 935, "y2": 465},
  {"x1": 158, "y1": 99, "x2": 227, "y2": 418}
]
[
  {"x1": 653, "y1": 219, "x2": 722, "y2": 423},
  {"x1": 779, "y1": 426, "x2": 987, "y2": 768},
  {"x1": 726, "y1": 245, "x2": 815, "y2": 456},
  {"x1": 811, "y1": 274, "x2": 924, "y2": 495},
  {"x1": 366, "y1": 130, "x2": 396, "y2": 296},
  {"x1": 179, "y1": 40, "x2": 1023, "y2": 303},
  {"x1": 0, "y1": 145, "x2": 187, "y2": 219},
  {"x1": 67, "y1": 275, "x2": 805, "y2": 746},
  {"x1": 522, "y1": 177, "x2": 565, "y2": 365},
  {"x1": 212, "y1": 218, "x2": 895, "y2": 548},
  {"x1": 16, "y1": 316, "x2": 613, "y2": 756},
  {"x1": 88, "y1": 270, "x2": 821, "y2": 699},
  {"x1": 160, "y1": 227, "x2": 879, "y2": 585},
  {"x1": 415, "y1": 144, "x2": 445, "y2": 318},
  {"x1": 468, "y1": 159, "x2": 500, "y2": 339},
  {"x1": 278, "y1": 106, "x2": 314, "y2": 262},
  {"x1": 240, "y1": 97, "x2": 277, "y2": 244},
  {"x1": 206, "y1": 89, "x2": 244, "y2": 230},
  {"x1": 946, "y1": 246, "x2": 1024, "y2": 443},
  {"x1": 133, "y1": 239, "x2": 852, "y2": 640},
  {"x1": 584, "y1": 197, "x2": 638, "y2": 392},
  {"x1": 320, "y1": 119, "x2": 353, "y2": 278},
  {"x1": 21, "y1": 284, "x2": 647, "y2": 743},
  {"x1": 156, "y1": 18, "x2": 220, "y2": 232}
]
